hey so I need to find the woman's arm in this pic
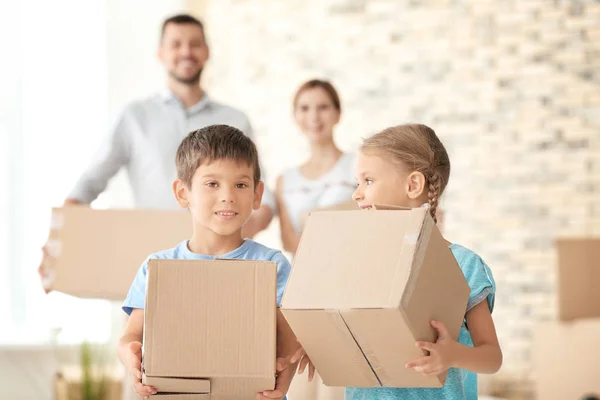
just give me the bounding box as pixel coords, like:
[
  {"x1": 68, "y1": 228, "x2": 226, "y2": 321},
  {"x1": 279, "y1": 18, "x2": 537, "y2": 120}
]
[{"x1": 275, "y1": 175, "x2": 302, "y2": 254}]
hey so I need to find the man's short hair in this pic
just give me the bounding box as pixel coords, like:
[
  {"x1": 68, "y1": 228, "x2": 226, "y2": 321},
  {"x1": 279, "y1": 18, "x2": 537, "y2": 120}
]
[{"x1": 160, "y1": 14, "x2": 205, "y2": 41}]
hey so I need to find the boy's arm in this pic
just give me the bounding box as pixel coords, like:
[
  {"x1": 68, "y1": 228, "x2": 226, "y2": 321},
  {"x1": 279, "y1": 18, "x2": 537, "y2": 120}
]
[
  {"x1": 258, "y1": 309, "x2": 300, "y2": 399},
  {"x1": 117, "y1": 309, "x2": 144, "y2": 367},
  {"x1": 118, "y1": 309, "x2": 157, "y2": 398}
]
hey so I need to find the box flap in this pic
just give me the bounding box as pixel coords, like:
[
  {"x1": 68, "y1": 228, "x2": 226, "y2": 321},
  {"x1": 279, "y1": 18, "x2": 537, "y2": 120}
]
[
  {"x1": 144, "y1": 259, "x2": 276, "y2": 388},
  {"x1": 311, "y1": 200, "x2": 359, "y2": 212},
  {"x1": 372, "y1": 204, "x2": 412, "y2": 211},
  {"x1": 142, "y1": 375, "x2": 210, "y2": 394},
  {"x1": 401, "y1": 220, "x2": 470, "y2": 348},
  {"x1": 282, "y1": 208, "x2": 427, "y2": 309},
  {"x1": 43, "y1": 207, "x2": 191, "y2": 300},
  {"x1": 533, "y1": 319, "x2": 600, "y2": 399},
  {"x1": 281, "y1": 309, "x2": 379, "y2": 387},
  {"x1": 341, "y1": 309, "x2": 444, "y2": 388},
  {"x1": 556, "y1": 238, "x2": 600, "y2": 321}
]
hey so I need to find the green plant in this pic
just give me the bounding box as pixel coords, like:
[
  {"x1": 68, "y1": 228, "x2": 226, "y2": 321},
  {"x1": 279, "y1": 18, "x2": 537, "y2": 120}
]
[{"x1": 80, "y1": 342, "x2": 109, "y2": 400}]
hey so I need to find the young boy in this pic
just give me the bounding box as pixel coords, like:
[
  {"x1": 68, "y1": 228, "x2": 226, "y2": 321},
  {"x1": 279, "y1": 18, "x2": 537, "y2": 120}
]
[{"x1": 117, "y1": 125, "x2": 298, "y2": 400}]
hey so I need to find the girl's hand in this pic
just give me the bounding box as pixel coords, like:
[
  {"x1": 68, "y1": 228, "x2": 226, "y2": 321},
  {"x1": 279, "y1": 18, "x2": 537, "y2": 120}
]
[{"x1": 405, "y1": 320, "x2": 459, "y2": 377}]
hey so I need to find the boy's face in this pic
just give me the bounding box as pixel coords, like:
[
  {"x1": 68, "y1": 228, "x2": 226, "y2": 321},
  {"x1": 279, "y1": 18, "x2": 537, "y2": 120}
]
[{"x1": 174, "y1": 159, "x2": 263, "y2": 237}]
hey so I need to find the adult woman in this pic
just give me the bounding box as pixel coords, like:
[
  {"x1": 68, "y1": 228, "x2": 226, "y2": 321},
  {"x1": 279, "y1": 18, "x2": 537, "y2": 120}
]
[{"x1": 276, "y1": 79, "x2": 354, "y2": 400}]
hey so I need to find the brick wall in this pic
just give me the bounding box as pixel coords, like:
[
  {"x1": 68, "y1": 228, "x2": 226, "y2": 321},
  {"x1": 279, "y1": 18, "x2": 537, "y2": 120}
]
[{"x1": 199, "y1": 1, "x2": 600, "y2": 398}]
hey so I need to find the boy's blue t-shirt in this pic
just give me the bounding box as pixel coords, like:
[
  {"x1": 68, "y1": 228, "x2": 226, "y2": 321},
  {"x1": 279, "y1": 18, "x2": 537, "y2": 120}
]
[
  {"x1": 345, "y1": 243, "x2": 497, "y2": 400},
  {"x1": 122, "y1": 239, "x2": 291, "y2": 315}
]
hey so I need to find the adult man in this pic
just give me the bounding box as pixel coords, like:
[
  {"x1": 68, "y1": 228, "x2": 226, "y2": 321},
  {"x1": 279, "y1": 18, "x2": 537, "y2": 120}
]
[{"x1": 38, "y1": 14, "x2": 274, "y2": 280}]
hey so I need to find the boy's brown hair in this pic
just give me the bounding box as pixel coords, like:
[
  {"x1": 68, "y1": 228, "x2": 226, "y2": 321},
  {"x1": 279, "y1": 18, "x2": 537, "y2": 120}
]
[
  {"x1": 361, "y1": 124, "x2": 450, "y2": 223},
  {"x1": 176, "y1": 125, "x2": 261, "y2": 187}
]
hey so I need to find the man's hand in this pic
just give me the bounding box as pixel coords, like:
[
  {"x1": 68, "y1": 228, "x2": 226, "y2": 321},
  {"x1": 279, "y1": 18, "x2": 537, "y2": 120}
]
[
  {"x1": 124, "y1": 341, "x2": 157, "y2": 399},
  {"x1": 38, "y1": 199, "x2": 84, "y2": 292},
  {"x1": 37, "y1": 245, "x2": 52, "y2": 293}
]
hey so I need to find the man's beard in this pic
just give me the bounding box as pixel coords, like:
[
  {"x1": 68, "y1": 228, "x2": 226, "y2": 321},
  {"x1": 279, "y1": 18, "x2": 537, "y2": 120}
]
[{"x1": 169, "y1": 68, "x2": 202, "y2": 85}]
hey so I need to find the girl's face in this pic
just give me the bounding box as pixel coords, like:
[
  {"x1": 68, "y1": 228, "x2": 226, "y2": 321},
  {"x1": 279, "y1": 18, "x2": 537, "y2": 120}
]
[
  {"x1": 353, "y1": 150, "x2": 426, "y2": 209},
  {"x1": 293, "y1": 87, "x2": 340, "y2": 144}
]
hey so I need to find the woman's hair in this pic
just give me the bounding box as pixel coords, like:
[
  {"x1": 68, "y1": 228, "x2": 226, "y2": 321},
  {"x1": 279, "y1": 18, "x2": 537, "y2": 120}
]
[
  {"x1": 293, "y1": 79, "x2": 341, "y2": 112},
  {"x1": 361, "y1": 124, "x2": 450, "y2": 223}
]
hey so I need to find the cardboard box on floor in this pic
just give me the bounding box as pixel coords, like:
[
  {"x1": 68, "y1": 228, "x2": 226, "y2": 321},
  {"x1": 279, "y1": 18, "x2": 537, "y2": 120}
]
[
  {"x1": 42, "y1": 207, "x2": 192, "y2": 300},
  {"x1": 556, "y1": 238, "x2": 600, "y2": 321},
  {"x1": 533, "y1": 319, "x2": 600, "y2": 400},
  {"x1": 142, "y1": 259, "x2": 277, "y2": 399},
  {"x1": 281, "y1": 206, "x2": 470, "y2": 388},
  {"x1": 55, "y1": 365, "x2": 123, "y2": 400}
]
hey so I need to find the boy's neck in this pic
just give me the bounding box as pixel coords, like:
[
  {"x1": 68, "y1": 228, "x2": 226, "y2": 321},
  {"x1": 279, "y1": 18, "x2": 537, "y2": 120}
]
[{"x1": 187, "y1": 229, "x2": 245, "y2": 256}]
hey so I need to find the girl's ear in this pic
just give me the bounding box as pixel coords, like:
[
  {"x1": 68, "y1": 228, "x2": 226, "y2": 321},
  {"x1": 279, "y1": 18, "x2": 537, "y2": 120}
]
[{"x1": 407, "y1": 171, "x2": 426, "y2": 199}]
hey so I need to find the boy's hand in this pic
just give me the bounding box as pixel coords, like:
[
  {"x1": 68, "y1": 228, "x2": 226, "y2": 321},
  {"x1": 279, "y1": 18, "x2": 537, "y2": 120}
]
[
  {"x1": 405, "y1": 320, "x2": 458, "y2": 377},
  {"x1": 276, "y1": 347, "x2": 315, "y2": 382},
  {"x1": 290, "y1": 347, "x2": 315, "y2": 381},
  {"x1": 125, "y1": 341, "x2": 157, "y2": 399},
  {"x1": 256, "y1": 357, "x2": 293, "y2": 400}
]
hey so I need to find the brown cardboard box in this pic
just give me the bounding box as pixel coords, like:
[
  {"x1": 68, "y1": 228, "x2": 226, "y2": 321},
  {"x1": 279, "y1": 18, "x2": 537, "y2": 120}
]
[
  {"x1": 54, "y1": 366, "x2": 123, "y2": 400},
  {"x1": 533, "y1": 319, "x2": 600, "y2": 400},
  {"x1": 142, "y1": 259, "x2": 277, "y2": 399},
  {"x1": 281, "y1": 206, "x2": 470, "y2": 388},
  {"x1": 42, "y1": 207, "x2": 192, "y2": 300},
  {"x1": 556, "y1": 238, "x2": 600, "y2": 321}
]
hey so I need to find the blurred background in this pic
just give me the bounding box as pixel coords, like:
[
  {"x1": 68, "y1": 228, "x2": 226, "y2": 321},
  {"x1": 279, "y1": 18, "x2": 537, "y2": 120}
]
[{"x1": 1, "y1": 0, "x2": 599, "y2": 399}]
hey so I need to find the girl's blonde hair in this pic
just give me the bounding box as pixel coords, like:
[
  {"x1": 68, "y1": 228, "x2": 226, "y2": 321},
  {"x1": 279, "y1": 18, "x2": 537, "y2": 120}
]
[{"x1": 361, "y1": 124, "x2": 450, "y2": 223}]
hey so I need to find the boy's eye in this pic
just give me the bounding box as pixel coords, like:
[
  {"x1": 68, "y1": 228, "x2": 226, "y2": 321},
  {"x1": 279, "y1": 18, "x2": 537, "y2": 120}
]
[
  {"x1": 365, "y1": 179, "x2": 373, "y2": 186},
  {"x1": 205, "y1": 181, "x2": 218, "y2": 188},
  {"x1": 236, "y1": 183, "x2": 249, "y2": 189}
]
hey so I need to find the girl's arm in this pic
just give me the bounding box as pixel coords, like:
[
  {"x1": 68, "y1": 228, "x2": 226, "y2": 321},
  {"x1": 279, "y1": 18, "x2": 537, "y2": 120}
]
[
  {"x1": 453, "y1": 301, "x2": 503, "y2": 374},
  {"x1": 406, "y1": 301, "x2": 502, "y2": 376}
]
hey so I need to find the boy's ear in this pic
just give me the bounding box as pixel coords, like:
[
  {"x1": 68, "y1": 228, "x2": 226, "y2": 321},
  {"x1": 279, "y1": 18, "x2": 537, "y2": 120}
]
[
  {"x1": 407, "y1": 171, "x2": 426, "y2": 200},
  {"x1": 253, "y1": 181, "x2": 265, "y2": 210},
  {"x1": 173, "y1": 178, "x2": 190, "y2": 208}
]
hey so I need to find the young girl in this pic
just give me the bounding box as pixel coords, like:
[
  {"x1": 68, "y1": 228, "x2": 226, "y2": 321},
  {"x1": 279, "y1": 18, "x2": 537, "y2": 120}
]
[{"x1": 288, "y1": 123, "x2": 502, "y2": 400}]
